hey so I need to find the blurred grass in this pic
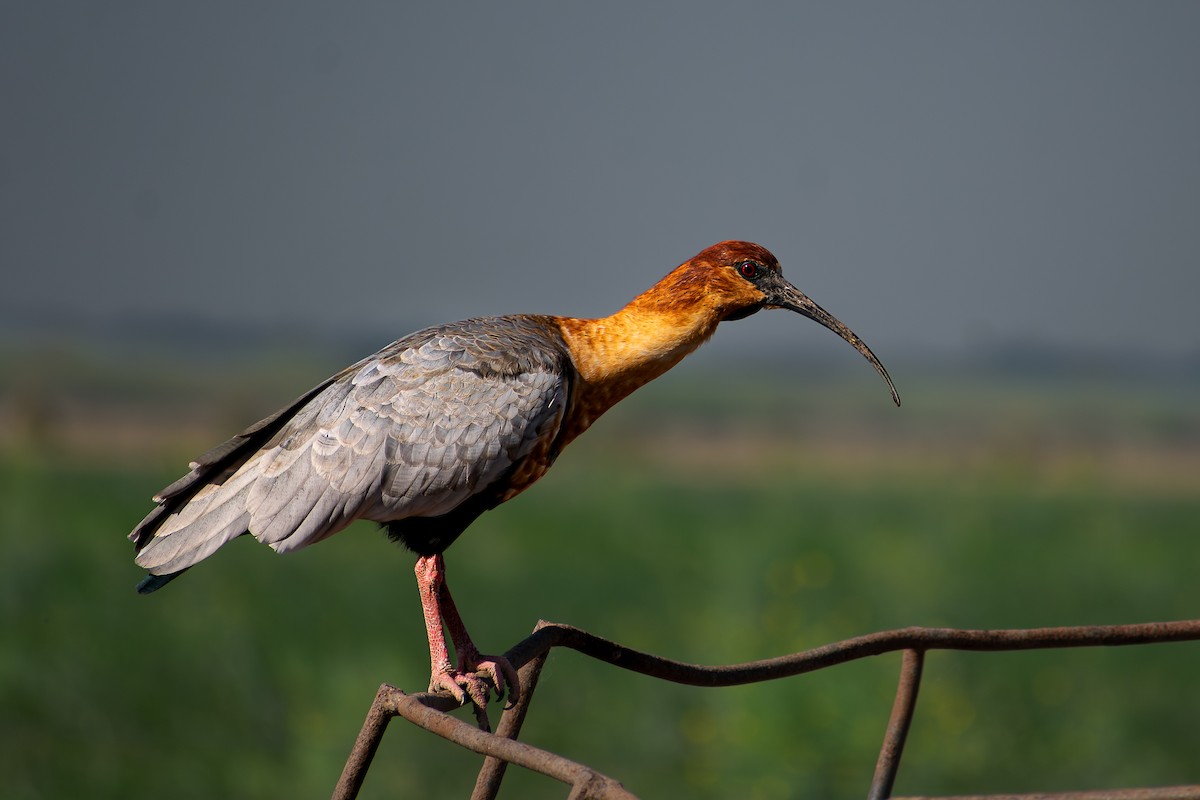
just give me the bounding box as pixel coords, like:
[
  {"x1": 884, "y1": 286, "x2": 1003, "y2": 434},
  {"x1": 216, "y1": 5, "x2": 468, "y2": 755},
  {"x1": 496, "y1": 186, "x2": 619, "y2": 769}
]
[{"x1": 1, "y1": 342, "x2": 1199, "y2": 798}]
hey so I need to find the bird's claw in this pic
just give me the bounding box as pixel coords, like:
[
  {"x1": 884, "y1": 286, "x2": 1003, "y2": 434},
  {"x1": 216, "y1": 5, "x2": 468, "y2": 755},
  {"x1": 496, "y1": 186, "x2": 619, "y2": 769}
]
[
  {"x1": 428, "y1": 654, "x2": 521, "y2": 729},
  {"x1": 469, "y1": 654, "x2": 521, "y2": 708}
]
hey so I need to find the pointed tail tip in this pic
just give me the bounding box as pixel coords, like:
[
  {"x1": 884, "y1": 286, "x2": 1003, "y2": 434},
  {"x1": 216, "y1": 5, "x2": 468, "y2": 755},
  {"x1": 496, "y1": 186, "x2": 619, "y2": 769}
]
[{"x1": 136, "y1": 571, "x2": 184, "y2": 594}]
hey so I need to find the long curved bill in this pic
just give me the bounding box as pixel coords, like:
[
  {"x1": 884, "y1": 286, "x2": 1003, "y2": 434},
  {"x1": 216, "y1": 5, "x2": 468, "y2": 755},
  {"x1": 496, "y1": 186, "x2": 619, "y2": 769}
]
[{"x1": 767, "y1": 277, "x2": 901, "y2": 407}]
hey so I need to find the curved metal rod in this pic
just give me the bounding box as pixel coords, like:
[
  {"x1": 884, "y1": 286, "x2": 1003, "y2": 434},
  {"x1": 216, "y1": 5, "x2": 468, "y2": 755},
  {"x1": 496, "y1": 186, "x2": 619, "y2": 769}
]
[
  {"x1": 512, "y1": 619, "x2": 1200, "y2": 687},
  {"x1": 335, "y1": 618, "x2": 1200, "y2": 799}
]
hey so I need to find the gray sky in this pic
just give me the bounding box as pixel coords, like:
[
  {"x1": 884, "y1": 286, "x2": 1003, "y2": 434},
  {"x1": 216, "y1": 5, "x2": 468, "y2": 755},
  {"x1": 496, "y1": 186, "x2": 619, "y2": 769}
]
[{"x1": 3, "y1": 2, "x2": 1199, "y2": 360}]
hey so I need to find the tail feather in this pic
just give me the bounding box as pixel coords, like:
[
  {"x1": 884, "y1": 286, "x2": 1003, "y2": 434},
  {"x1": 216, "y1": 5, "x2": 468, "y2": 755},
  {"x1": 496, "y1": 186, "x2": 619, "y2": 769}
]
[
  {"x1": 129, "y1": 374, "x2": 344, "y2": 593},
  {"x1": 133, "y1": 470, "x2": 257, "y2": 575},
  {"x1": 136, "y1": 570, "x2": 186, "y2": 594}
]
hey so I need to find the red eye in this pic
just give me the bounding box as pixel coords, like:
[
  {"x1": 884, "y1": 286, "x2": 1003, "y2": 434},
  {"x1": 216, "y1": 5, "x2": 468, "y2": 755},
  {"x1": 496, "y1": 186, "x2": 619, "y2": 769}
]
[{"x1": 738, "y1": 260, "x2": 759, "y2": 279}]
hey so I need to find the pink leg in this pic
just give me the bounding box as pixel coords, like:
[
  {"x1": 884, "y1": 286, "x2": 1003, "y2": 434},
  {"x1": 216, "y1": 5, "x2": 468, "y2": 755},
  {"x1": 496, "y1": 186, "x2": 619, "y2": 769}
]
[
  {"x1": 415, "y1": 555, "x2": 455, "y2": 686},
  {"x1": 414, "y1": 554, "x2": 521, "y2": 711}
]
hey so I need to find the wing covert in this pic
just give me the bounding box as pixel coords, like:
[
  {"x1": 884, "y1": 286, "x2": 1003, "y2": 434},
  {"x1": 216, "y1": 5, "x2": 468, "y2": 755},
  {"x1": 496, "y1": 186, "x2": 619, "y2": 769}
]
[{"x1": 133, "y1": 316, "x2": 573, "y2": 573}]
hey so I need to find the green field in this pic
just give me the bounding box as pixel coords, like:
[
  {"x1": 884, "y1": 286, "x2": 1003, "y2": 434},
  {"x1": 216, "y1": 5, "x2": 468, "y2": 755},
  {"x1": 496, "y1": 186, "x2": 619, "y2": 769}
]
[{"x1": 2, "y1": 352, "x2": 1199, "y2": 799}]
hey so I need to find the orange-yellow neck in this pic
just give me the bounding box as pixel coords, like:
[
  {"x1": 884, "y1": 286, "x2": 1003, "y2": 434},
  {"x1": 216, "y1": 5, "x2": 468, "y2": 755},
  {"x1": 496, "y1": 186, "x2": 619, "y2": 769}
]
[{"x1": 555, "y1": 285, "x2": 725, "y2": 441}]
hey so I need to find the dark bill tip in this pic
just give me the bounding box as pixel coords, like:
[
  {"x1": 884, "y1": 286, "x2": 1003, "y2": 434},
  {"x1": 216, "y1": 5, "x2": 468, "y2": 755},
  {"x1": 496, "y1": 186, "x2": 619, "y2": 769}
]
[{"x1": 769, "y1": 280, "x2": 901, "y2": 407}]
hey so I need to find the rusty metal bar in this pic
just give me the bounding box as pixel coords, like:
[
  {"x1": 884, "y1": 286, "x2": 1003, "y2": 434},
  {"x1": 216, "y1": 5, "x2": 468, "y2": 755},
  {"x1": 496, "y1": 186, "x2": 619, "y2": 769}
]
[
  {"x1": 869, "y1": 648, "x2": 925, "y2": 800},
  {"x1": 332, "y1": 683, "x2": 399, "y2": 800},
  {"x1": 335, "y1": 617, "x2": 1200, "y2": 799},
  {"x1": 333, "y1": 676, "x2": 635, "y2": 798},
  {"x1": 332, "y1": 685, "x2": 471, "y2": 800},
  {"x1": 524, "y1": 619, "x2": 1200, "y2": 687},
  {"x1": 471, "y1": 642, "x2": 552, "y2": 800},
  {"x1": 388, "y1": 685, "x2": 635, "y2": 799}
]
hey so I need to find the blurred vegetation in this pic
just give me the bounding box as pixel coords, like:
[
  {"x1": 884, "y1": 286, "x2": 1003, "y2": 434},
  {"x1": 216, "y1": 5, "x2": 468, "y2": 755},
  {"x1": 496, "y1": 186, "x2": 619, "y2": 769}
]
[{"x1": 1, "y1": 336, "x2": 1198, "y2": 799}]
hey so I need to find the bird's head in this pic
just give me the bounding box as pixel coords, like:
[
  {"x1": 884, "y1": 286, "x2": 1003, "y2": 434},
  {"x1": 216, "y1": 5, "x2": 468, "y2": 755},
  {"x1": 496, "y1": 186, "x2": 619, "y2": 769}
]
[{"x1": 672, "y1": 240, "x2": 901, "y2": 407}]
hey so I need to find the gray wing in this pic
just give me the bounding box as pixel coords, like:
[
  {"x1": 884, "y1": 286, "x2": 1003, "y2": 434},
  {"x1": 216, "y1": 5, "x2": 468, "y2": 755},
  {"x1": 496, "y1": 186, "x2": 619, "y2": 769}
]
[{"x1": 132, "y1": 317, "x2": 569, "y2": 576}]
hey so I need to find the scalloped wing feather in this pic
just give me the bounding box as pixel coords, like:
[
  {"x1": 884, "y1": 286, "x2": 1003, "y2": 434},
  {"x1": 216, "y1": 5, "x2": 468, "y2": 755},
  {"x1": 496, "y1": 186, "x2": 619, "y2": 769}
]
[{"x1": 133, "y1": 316, "x2": 571, "y2": 573}]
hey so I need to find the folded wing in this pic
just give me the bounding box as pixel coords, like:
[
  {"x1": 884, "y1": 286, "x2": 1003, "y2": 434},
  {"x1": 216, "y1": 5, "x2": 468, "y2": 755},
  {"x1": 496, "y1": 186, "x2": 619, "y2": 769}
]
[{"x1": 131, "y1": 316, "x2": 570, "y2": 576}]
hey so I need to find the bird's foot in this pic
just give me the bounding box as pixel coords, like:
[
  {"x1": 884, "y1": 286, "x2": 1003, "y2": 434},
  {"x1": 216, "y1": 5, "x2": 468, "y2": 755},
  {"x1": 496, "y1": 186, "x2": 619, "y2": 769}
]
[{"x1": 428, "y1": 653, "x2": 520, "y2": 729}]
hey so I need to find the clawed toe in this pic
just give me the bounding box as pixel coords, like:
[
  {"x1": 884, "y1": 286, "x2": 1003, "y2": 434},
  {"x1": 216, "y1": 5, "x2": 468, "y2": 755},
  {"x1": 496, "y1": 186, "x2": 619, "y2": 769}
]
[
  {"x1": 427, "y1": 654, "x2": 521, "y2": 728},
  {"x1": 428, "y1": 669, "x2": 469, "y2": 705},
  {"x1": 469, "y1": 655, "x2": 521, "y2": 707}
]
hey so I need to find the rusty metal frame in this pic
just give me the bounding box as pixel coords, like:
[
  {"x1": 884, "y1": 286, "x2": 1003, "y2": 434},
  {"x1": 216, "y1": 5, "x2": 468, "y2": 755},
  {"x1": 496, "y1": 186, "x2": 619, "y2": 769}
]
[{"x1": 332, "y1": 618, "x2": 1200, "y2": 800}]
